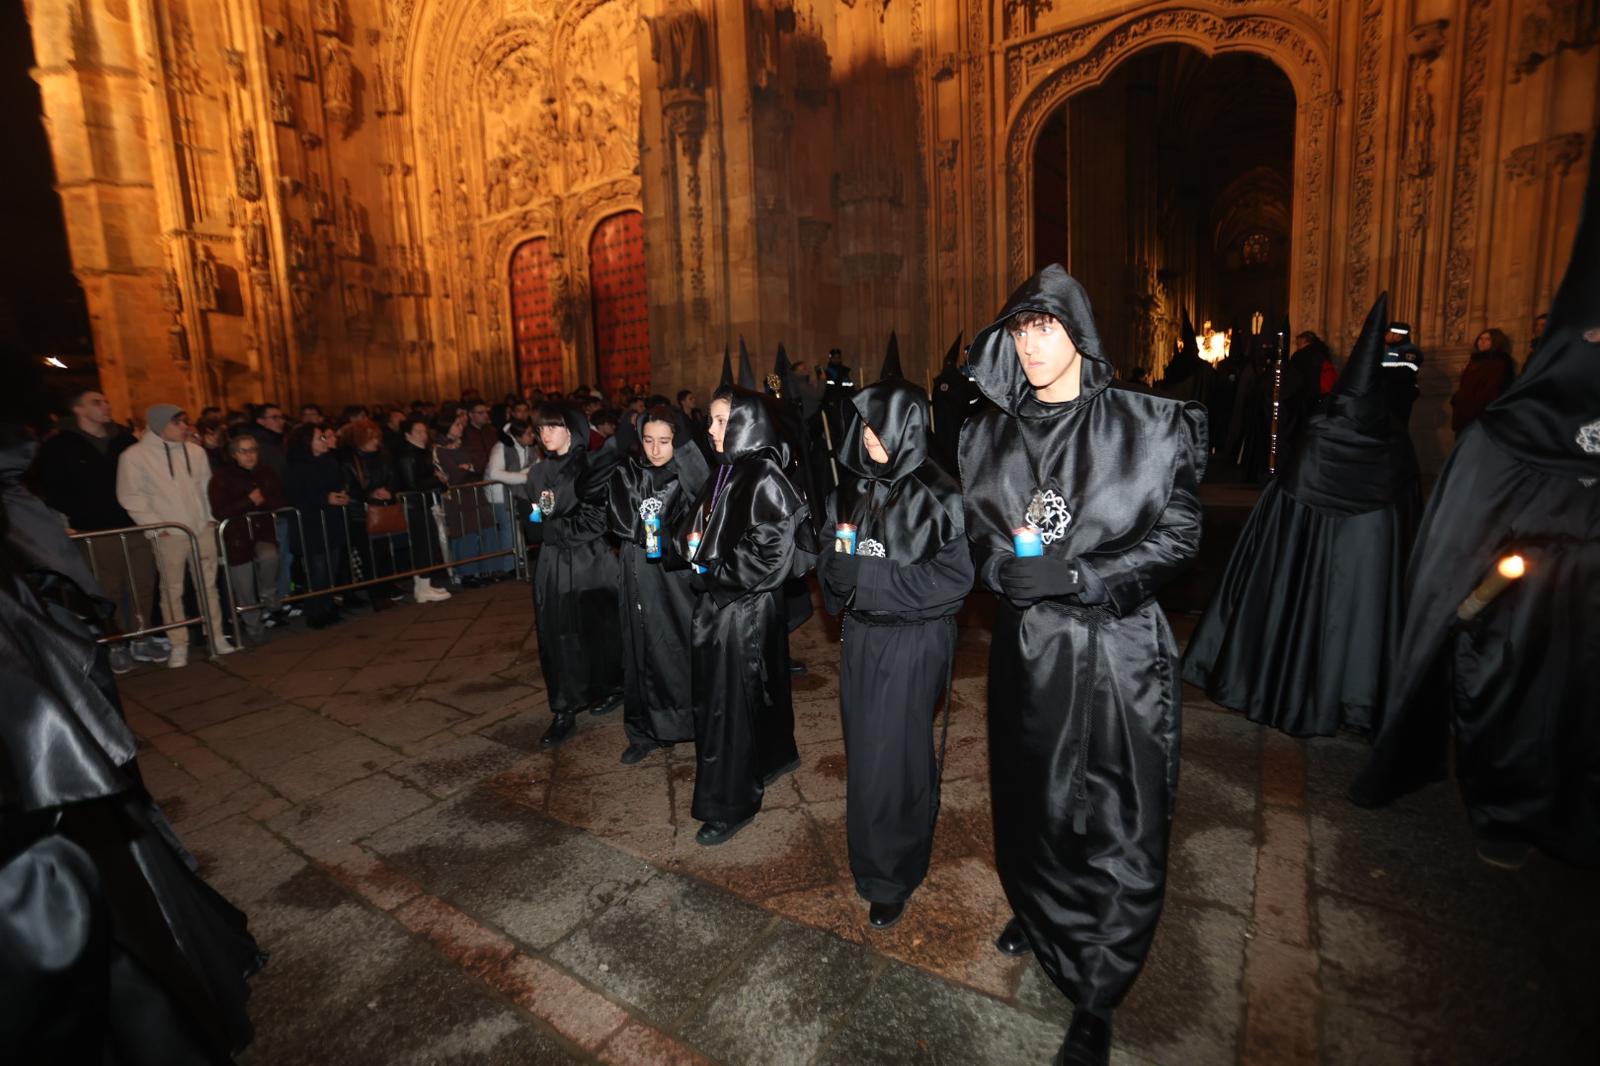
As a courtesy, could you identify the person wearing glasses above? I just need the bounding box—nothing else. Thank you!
[115,405,238,667]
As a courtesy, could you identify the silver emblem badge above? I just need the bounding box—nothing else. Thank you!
[1576,419,1600,456]
[1025,489,1072,545]
[858,538,887,558]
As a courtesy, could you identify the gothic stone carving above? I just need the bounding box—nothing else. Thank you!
[1345,0,1385,325]
[648,4,708,92]
[271,72,296,126]
[1444,0,1491,343]
[236,129,262,202]
[322,41,355,133]
[291,25,313,79]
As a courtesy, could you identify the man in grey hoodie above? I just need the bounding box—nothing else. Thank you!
[115,404,237,668]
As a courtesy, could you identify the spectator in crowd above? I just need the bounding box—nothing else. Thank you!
[339,404,370,427]
[589,408,618,453]
[236,402,293,604]
[1451,327,1518,435]
[677,389,702,425]
[1280,331,1336,452]
[299,403,325,427]
[339,419,410,609]
[208,435,288,644]
[461,400,500,475]
[199,405,223,422]
[115,404,237,668]
[430,412,500,588]
[284,424,350,629]
[31,389,164,672]
[1528,312,1548,360]
[395,417,453,602]
[196,415,229,472]
[381,408,407,454]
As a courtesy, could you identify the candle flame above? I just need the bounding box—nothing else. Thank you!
[1496,554,1526,580]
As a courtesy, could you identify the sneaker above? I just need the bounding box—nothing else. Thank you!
[285,605,303,618]
[413,576,452,603]
[129,636,171,663]
[167,646,190,669]
[108,645,135,675]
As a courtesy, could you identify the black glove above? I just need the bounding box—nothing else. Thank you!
[688,570,709,595]
[523,519,545,545]
[827,552,862,594]
[998,555,1081,608]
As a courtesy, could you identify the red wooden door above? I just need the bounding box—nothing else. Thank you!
[510,238,562,393]
[588,211,651,396]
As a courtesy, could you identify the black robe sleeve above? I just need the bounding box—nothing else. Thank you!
[706,508,811,608]
[852,535,974,615]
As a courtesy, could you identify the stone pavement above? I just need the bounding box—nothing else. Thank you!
[116,581,1599,1066]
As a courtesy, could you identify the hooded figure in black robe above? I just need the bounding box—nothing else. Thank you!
[605,406,710,761]
[526,403,623,745]
[671,387,818,844]
[818,375,972,924]
[1351,145,1600,870]
[1183,294,1422,737]
[959,265,1206,1063]
[0,431,263,1064]
[931,334,983,473]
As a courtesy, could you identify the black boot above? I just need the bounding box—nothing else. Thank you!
[1054,1008,1111,1066]
[868,900,906,930]
[540,713,576,748]
[589,691,624,716]
[619,740,659,765]
[695,817,753,846]
[994,917,1032,957]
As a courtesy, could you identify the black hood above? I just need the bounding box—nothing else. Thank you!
[715,387,787,466]
[839,379,929,483]
[880,332,904,382]
[1478,135,1600,478]
[1333,292,1389,411]
[538,402,591,454]
[940,333,963,372]
[737,338,759,391]
[966,263,1114,416]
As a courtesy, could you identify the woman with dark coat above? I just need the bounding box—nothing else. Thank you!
[1450,327,1518,434]
[284,423,351,628]
[338,419,412,608]
[671,386,818,846]
[207,435,289,642]
[605,405,709,765]
[527,403,623,748]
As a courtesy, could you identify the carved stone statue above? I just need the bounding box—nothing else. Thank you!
[161,260,182,313]
[649,5,708,92]
[321,41,355,132]
[373,59,391,115]
[338,179,363,258]
[287,219,311,271]
[270,72,295,126]
[309,172,330,222]
[195,246,219,310]
[245,210,269,269]
[487,145,511,212]
[314,0,344,38]
[236,130,261,201]
[291,25,313,79]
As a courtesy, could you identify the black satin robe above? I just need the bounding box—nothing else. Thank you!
[1351,151,1600,868]
[672,389,817,824]
[1183,294,1422,737]
[605,435,708,746]
[527,426,623,716]
[0,480,262,1063]
[961,265,1206,1010]
[820,379,972,903]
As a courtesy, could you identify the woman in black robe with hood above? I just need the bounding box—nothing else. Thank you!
[1183,293,1421,737]
[672,386,817,846]
[818,375,972,930]
[0,428,263,1064]
[959,264,1206,1066]
[606,405,709,764]
[1351,144,1600,871]
[527,403,623,748]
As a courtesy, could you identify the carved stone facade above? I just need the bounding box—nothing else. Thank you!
[24,0,1597,473]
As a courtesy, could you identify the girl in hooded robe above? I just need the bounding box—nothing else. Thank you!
[672,386,817,845]
[527,403,623,748]
[606,405,709,765]
[818,379,972,930]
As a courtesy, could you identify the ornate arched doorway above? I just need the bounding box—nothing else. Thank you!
[588,210,651,396]
[510,238,563,393]
[1002,7,1334,334]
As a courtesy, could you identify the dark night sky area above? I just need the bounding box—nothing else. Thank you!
[1,0,93,409]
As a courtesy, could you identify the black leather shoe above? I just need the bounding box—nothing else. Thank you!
[1054,1008,1112,1066]
[589,691,624,716]
[539,714,576,748]
[789,660,808,676]
[695,817,753,846]
[762,756,800,785]
[868,901,906,930]
[995,917,1032,957]
[619,741,658,765]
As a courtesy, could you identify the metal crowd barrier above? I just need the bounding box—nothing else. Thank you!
[71,521,226,658]
[214,480,528,645]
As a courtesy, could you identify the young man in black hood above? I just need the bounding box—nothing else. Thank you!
[959,264,1206,1066]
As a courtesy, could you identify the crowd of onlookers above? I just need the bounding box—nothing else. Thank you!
[26,381,695,673]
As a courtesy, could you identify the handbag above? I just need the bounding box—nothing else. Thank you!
[354,453,408,536]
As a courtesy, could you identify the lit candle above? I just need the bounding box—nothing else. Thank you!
[1456,554,1526,621]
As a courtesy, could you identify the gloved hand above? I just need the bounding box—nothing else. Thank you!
[998,555,1081,608]
[826,552,862,595]
[523,520,544,545]
[688,570,709,595]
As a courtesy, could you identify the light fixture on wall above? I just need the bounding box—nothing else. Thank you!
[43,356,68,369]
[1251,311,1264,336]
[1196,321,1231,365]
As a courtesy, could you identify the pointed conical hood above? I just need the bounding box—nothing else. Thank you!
[737,337,758,390]
[1478,137,1600,476]
[774,342,791,378]
[880,331,904,381]
[941,333,963,372]
[1336,292,1389,402]
[719,346,734,388]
